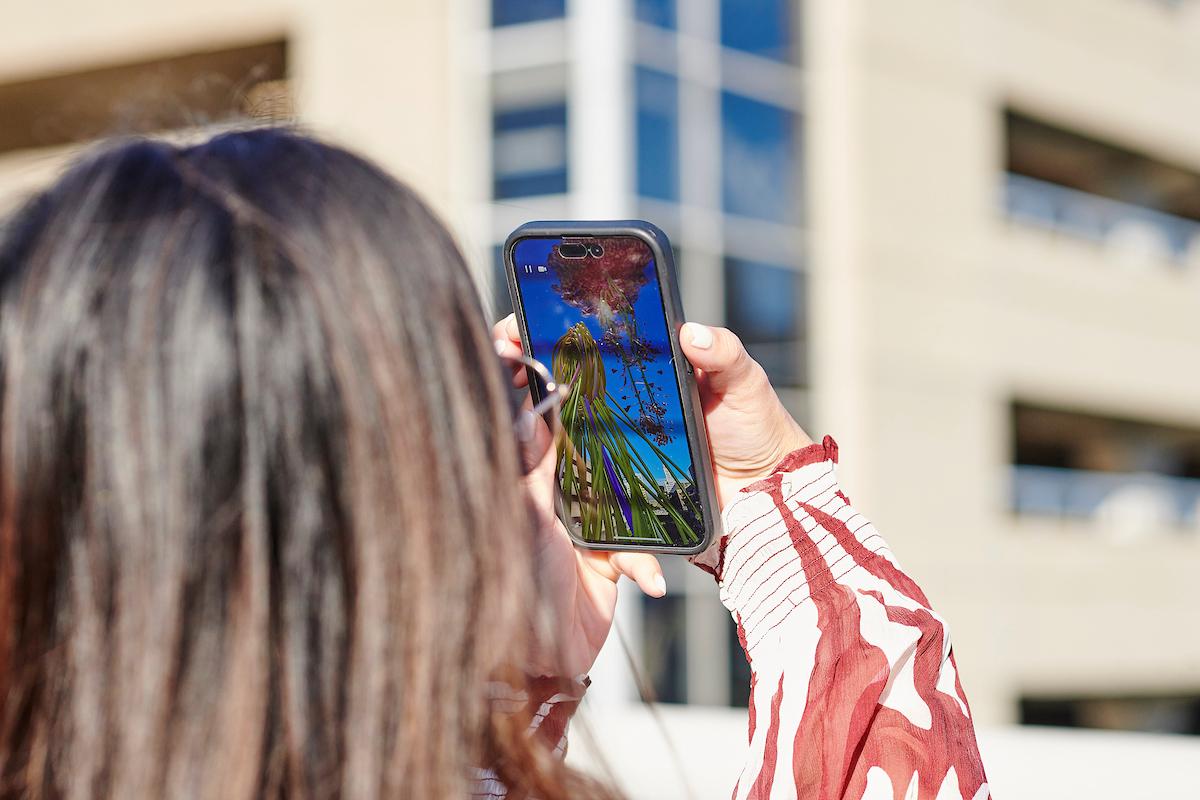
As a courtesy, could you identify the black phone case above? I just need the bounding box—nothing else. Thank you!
[503,220,720,556]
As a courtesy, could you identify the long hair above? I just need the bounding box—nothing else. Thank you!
[0,129,615,799]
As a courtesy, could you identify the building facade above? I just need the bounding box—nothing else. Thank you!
[1,0,1199,778]
[807,0,1200,731]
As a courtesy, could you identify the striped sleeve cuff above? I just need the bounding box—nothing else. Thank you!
[713,436,894,649]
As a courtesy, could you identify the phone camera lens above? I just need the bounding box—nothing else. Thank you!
[588,244,604,258]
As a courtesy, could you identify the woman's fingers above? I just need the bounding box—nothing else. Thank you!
[492,315,529,388]
[607,552,667,598]
[492,314,522,350]
[679,322,763,397]
[578,550,666,598]
[518,410,556,489]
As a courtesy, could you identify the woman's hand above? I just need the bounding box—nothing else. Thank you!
[491,315,809,676]
[494,319,665,679]
[676,322,812,507]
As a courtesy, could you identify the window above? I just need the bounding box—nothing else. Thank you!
[720,0,793,61]
[492,103,568,198]
[1021,695,1200,735]
[635,0,677,29]
[724,258,804,386]
[727,618,752,707]
[1011,403,1200,529]
[491,0,565,27]
[1004,110,1200,261]
[721,93,798,222]
[636,67,680,202]
[642,595,689,704]
[0,40,288,154]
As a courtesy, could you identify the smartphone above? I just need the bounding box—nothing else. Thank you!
[504,221,719,555]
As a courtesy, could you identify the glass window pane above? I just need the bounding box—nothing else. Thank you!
[727,616,752,707]
[492,0,565,27]
[636,67,680,202]
[724,258,805,386]
[721,93,797,222]
[635,0,676,29]
[719,0,792,61]
[493,103,568,198]
[643,595,688,704]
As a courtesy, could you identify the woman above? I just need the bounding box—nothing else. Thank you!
[0,129,988,799]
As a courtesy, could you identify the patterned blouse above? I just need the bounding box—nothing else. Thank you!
[477,437,992,799]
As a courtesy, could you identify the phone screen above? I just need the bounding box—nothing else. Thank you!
[511,235,703,548]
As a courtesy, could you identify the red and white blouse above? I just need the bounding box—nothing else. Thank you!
[480,437,991,799]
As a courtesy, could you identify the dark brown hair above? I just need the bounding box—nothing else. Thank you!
[0,129,614,799]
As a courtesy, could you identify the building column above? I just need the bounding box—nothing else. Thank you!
[568,0,635,219]
[806,0,869,493]
[567,0,640,706]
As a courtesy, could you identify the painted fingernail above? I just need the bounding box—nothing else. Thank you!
[652,574,667,596]
[516,410,538,442]
[685,323,712,349]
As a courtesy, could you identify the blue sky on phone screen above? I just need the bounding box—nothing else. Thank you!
[512,237,695,478]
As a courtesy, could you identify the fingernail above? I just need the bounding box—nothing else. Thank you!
[494,338,510,356]
[516,410,537,442]
[652,574,667,596]
[685,323,712,349]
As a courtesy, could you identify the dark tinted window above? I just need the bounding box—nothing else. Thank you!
[1007,111,1200,223]
[727,617,752,707]
[1004,110,1200,259]
[1021,695,1200,735]
[643,595,688,704]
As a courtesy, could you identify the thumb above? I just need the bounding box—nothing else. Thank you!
[679,322,762,396]
[605,552,667,598]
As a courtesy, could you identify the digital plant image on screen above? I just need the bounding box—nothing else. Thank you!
[513,237,702,547]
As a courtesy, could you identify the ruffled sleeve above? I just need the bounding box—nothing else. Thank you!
[706,436,991,800]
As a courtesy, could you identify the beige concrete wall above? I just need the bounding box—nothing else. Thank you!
[292,0,463,221]
[4,0,1198,732]
[808,0,1200,725]
[0,0,289,81]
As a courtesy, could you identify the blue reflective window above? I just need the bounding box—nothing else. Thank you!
[724,258,804,386]
[635,0,676,29]
[492,0,565,26]
[636,67,679,202]
[721,93,797,222]
[492,103,568,198]
[720,0,792,61]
